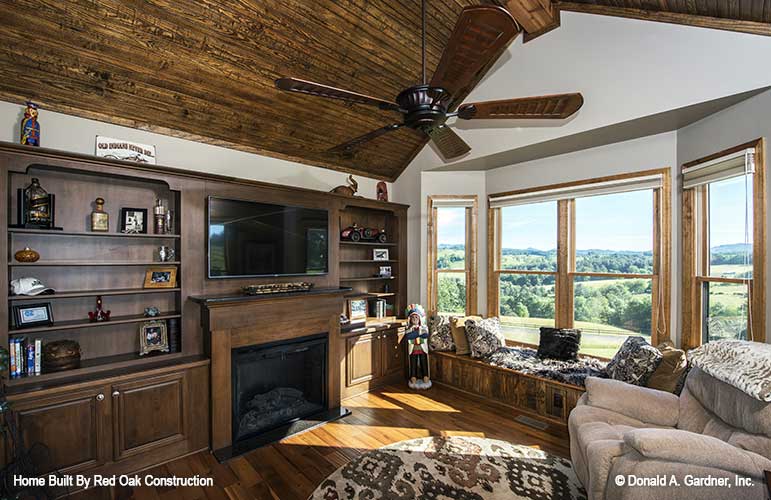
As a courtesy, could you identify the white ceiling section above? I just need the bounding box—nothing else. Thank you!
[411,11,771,171]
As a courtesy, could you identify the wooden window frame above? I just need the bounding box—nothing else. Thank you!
[488,168,672,350]
[681,139,766,348]
[427,195,478,315]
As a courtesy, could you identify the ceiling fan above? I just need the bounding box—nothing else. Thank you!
[275,0,583,160]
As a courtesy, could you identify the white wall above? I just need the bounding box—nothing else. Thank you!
[0,101,389,196]
[677,88,771,343]
[419,171,487,314]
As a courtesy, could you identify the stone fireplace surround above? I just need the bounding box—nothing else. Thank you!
[191,287,351,460]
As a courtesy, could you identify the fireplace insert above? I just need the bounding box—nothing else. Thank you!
[231,334,327,444]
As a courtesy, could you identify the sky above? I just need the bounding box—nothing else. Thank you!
[437,176,752,251]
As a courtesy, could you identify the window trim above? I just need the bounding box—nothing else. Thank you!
[427,195,478,315]
[488,168,672,350]
[681,139,766,348]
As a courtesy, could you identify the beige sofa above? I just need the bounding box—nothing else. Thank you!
[569,367,771,500]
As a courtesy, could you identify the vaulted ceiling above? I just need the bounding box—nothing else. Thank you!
[0,1,769,182]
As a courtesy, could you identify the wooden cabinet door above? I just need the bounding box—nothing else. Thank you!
[346,333,380,387]
[380,328,404,377]
[111,371,187,462]
[13,385,110,475]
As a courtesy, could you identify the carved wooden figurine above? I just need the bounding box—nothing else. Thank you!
[330,175,358,197]
[20,102,40,146]
[405,304,431,390]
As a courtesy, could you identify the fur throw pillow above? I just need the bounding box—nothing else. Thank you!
[606,336,662,386]
[428,314,455,351]
[537,327,581,361]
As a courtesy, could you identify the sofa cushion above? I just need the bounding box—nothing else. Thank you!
[646,342,688,393]
[428,313,454,352]
[537,327,581,361]
[683,366,771,438]
[449,315,481,355]
[585,377,679,427]
[606,336,662,386]
[464,317,504,358]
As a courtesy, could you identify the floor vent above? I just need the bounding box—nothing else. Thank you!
[514,415,549,431]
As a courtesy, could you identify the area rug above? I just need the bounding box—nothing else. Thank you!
[309,435,587,499]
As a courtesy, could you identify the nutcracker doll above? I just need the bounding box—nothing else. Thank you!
[405,304,431,390]
[20,102,40,147]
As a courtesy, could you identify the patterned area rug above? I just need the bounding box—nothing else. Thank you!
[309,436,587,499]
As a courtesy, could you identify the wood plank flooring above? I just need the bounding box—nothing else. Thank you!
[93,383,571,500]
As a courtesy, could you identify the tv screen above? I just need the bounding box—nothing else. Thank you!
[207,196,329,278]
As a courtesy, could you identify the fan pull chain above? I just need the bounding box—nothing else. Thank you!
[422,0,427,84]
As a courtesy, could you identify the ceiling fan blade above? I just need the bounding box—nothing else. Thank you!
[426,125,471,160]
[458,93,584,120]
[430,6,519,103]
[328,124,403,153]
[276,78,400,111]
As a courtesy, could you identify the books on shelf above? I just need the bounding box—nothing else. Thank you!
[10,337,41,378]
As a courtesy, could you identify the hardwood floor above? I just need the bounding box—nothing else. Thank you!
[94,383,570,500]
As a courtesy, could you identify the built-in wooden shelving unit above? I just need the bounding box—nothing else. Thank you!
[6,165,182,387]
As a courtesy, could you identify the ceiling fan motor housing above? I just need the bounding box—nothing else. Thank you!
[396,85,451,130]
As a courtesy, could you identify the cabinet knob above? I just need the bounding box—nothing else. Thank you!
[96,394,105,401]
[112,391,120,397]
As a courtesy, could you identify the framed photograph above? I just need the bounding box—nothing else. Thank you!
[139,320,169,355]
[347,299,367,322]
[373,248,389,261]
[143,267,178,288]
[379,266,392,277]
[120,207,148,234]
[12,302,53,329]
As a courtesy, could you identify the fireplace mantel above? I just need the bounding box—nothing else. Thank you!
[192,288,351,456]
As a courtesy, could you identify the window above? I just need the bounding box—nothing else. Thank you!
[682,140,766,347]
[427,196,478,315]
[489,170,671,358]
[497,202,558,344]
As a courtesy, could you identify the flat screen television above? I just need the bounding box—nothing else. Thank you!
[207,196,329,278]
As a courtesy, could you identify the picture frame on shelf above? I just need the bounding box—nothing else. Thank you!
[379,266,392,277]
[347,299,367,322]
[120,207,148,234]
[12,302,53,329]
[143,267,177,288]
[139,320,169,355]
[373,248,389,261]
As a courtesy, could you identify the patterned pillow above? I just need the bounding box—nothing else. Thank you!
[465,317,505,359]
[537,327,581,361]
[606,336,662,386]
[428,314,454,351]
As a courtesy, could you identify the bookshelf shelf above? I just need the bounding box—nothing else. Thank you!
[9,312,181,335]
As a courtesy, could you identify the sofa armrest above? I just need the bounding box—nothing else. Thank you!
[765,470,771,498]
[624,428,771,479]
[584,377,679,427]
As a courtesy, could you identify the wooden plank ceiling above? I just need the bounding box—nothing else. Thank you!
[0,1,769,181]
[0,0,509,181]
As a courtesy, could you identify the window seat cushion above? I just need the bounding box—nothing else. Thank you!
[484,345,608,387]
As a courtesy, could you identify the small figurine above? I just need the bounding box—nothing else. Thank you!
[88,296,111,322]
[158,245,175,262]
[144,306,161,317]
[376,181,388,202]
[330,175,358,197]
[20,102,40,146]
[405,304,431,390]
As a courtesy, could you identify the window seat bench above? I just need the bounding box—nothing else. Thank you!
[429,348,607,432]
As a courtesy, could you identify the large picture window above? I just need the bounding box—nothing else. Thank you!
[489,170,671,358]
[427,196,478,315]
[682,140,766,347]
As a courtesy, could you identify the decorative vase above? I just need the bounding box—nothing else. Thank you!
[14,247,40,263]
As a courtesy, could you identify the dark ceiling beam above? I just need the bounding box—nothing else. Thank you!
[556,1,771,37]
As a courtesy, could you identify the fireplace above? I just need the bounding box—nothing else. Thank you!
[232,334,327,445]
